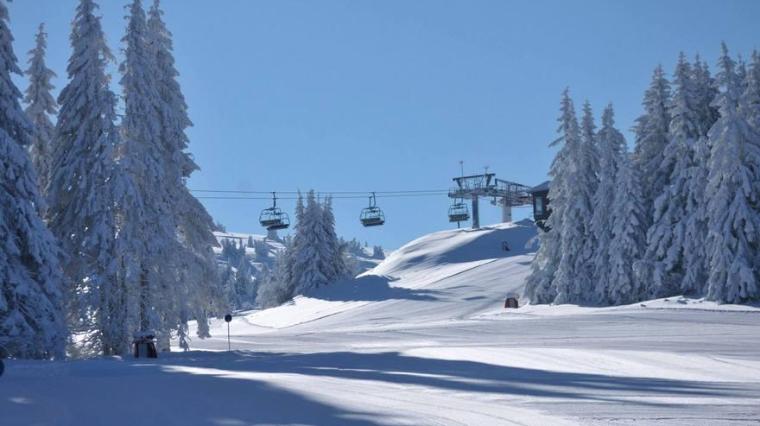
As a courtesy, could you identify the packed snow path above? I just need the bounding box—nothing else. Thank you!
[3,222,760,425]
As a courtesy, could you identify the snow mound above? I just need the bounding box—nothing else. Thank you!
[367,219,538,287]
[239,298,370,329]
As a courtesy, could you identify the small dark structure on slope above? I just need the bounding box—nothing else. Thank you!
[504,296,519,309]
[133,332,158,358]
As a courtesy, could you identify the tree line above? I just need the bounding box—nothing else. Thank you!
[0,0,221,359]
[525,45,760,306]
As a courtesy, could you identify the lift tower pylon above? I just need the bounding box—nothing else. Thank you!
[448,173,532,229]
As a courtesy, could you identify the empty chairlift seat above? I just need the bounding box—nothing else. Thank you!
[259,208,290,230]
[448,202,470,223]
[259,192,290,231]
[360,193,385,227]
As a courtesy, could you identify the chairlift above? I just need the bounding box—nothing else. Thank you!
[259,192,290,231]
[360,192,385,227]
[448,201,470,223]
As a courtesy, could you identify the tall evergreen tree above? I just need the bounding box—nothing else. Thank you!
[23,23,57,195]
[48,0,137,355]
[319,196,348,282]
[0,1,66,359]
[633,65,671,225]
[607,153,646,305]
[590,105,625,303]
[578,101,599,297]
[291,191,328,294]
[678,56,719,296]
[524,93,587,305]
[746,51,760,272]
[704,44,760,303]
[531,90,594,304]
[120,0,179,341]
[642,54,699,297]
[147,0,216,345]
[554,92,596,304]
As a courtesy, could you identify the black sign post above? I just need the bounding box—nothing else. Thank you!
[0,346,5,378]
[224,314,233,352]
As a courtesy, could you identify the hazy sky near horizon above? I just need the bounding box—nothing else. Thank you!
[8,0,760,248]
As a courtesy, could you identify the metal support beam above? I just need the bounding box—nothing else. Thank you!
[448,172,530,229]
[502,201,512,223]
[472,195,480,229]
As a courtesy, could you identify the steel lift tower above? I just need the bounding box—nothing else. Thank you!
[448,173,532,229]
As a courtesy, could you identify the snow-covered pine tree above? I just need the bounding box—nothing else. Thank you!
[320,196,348,282]
[23,23,57,195]
[678,55,719,297]
[147,0,217,339]
[0,1,66,359]
[284,192,306,294]
[579,101,599,299]
[524,91,582,305]
[290,191,328,294]
[642,54,699,298]
[590,105,625,304]
[120,0,180,341]
[746,52,760,276]
[704,44,760,303]
[633,65,671,226]
[48,0,139,356]
[552,91,596,305]
[607,151,646,305]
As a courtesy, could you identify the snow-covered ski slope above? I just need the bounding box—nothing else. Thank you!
[231,219,537,331]
[3,220,760,426]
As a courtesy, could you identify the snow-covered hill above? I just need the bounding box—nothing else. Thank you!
[4,221,760,426]
[224,219,538,329]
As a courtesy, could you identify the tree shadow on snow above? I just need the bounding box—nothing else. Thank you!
[308,274,441,302]
[160,350,756,410]
[0,356,387,426]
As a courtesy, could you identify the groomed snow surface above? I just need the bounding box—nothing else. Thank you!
[3,220,760,425]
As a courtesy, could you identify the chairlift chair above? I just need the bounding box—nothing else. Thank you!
[259,192,290,231]
[448,201,470,223]
[360,193,385,227]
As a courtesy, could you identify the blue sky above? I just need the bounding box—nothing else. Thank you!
[9,0,760,248]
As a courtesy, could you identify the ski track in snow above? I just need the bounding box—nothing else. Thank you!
[2,221,760,425]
